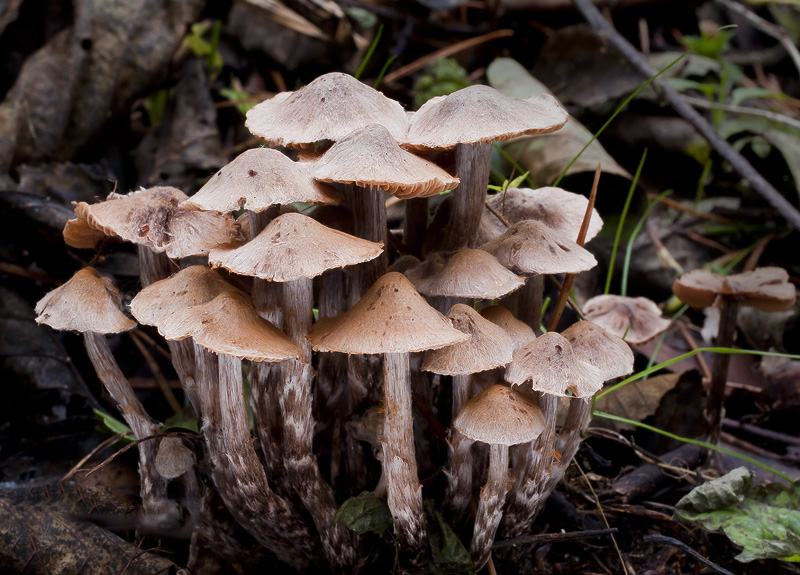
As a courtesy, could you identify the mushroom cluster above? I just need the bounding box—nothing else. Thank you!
[37,72,650,572]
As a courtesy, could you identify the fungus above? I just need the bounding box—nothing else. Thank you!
[583,294,671,344]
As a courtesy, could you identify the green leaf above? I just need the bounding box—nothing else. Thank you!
[92,408,134,444]
[164,405,199,433]
[730,86,786,107]
[674,467,800,562]
[333,492,393,536]
[507,171,530,189]
[219,87,256,115]
[425,500,475,575]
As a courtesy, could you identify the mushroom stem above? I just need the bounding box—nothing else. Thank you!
[197,348,321,570]
[382,352,427,565]
[517,275,544,332]
[706,296,741,445]
[280,278,359,569]
[471,443,509,570]
[404,197,428,257]
[353,186,388,296]
[442,429,474,524]
[452,373,471,419]
[500,393,558,541]
[83,331,171,525]
[443,142,492,251]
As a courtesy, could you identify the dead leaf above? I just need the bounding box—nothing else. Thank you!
[0,483,178,574]
[593,372,686,432]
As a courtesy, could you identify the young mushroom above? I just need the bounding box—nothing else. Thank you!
[673,266,796,443]
[582,294,671,344]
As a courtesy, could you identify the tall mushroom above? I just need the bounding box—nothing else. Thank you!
[309,272,469,565]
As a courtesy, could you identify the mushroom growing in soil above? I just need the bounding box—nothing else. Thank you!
[583,294,671,344]
[309,272,469,565]
[673,266,796,443]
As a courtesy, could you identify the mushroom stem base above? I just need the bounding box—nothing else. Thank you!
[471,444,509,570]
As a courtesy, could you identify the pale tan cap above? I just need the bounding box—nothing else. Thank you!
[160,291,300,362]
[405,249,524,299]
[583,294,670,345]
[504,331,603,398]
[422,304,514,375]
[63,217,110,250]
[312,124,460,198]
[130,265,241,328]
[454,384,546,446]
[480,305,536,354]
[484,187,603,243]
[208,212,383,282]
[183,148,340,213]
[245,73,408,147]
[35,267,136,334]
[562,321,634,381]
[674,267,796,312]
[404,86,567,150]
[308,272,469,355]
[74,187,243,258]
[480,219,597,275]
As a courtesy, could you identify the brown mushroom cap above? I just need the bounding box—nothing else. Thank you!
[673,267,796,312]
[130,265,242,328]
[75,187,243,258]
[403,86,567,150]
[405,249,525,299]
[159,291,300,362]
[245,73,408,148]
[35,267,136,334]
[483,187,603,243]
[479,305,536,354]
[480,219,597,275]
[562,321,634,381]
[182,148,340,212]
[308,272,469,355]
[63,217,111,249]
[454,384,546,446]
[504,331,603,397]
[422,304,514,375]
[583,294,671,345]
[312,124,460,198]
[209,212,383,282]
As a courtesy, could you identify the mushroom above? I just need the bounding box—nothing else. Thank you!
[403,85,568,251]
[35,267,172,526]
[309,272,469,565]
[583,294,671,344]
[453,384,546,570]
[673,266,796,443]
[480,305,537,354]
[422,304,515,524]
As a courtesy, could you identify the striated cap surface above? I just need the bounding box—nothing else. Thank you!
[454,384,546,446]
[480,305,536,354]
[562,321,634,381]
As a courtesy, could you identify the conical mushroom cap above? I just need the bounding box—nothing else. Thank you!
[484,187,603,243]
[63,217,111,249]
[404,86,567,150]
[480,220,596,275]
[160,291,300,362]
[35,267,136,334]
[209,212,383,282]
[562,321,634,381]
[311,124,460,198]
[505,332,603,397]
[130,265,242,328]
[308,272,469,355]
[454,384,546,446]
[480,305,536,354]
[183,148,340,212]
[245,73,408,147]
[422,304,514,375]
[405,249,525,299]
[674,267,796,312]
[583,294,671,345]
[75,187,243,258]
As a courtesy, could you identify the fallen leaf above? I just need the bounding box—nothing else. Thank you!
[593,372,686,432]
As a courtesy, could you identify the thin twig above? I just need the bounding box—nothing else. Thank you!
[647,193,735,224]
[715,0,800,79]
[743,231,779,271]
[573,0,800,230]
[129,330,182,414]
[382,29,514,84]
[494,528,618,548]
[681,94,800,132]
[645,534,735,575]
[61,432,131,482]
[485,202,510,227]
[722,417,800,447]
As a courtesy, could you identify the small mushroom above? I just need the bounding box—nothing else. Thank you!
[583,294,671,344]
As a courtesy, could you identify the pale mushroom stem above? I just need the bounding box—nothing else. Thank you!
[442,429,474,524]
[500,393,558,542]
[383,352,428,565]
[196,347,322,570]
[706,297,741,445]
[471,443,509,570]
[353,186,388,296]
[404,197,428,257]
[84,332,171,524]
[443,142,492,251]
[517,275,544,332]
[280,278,359,570]
[452,373,471,419]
